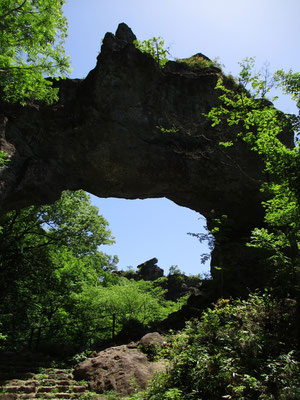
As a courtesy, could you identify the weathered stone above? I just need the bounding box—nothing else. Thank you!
[73,344,167,396]
[0,23,293,292]
[115,22,137,44]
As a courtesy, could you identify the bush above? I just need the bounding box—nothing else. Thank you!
[133,37,168,67]
[138,294,299,400]
[177,54,223,71]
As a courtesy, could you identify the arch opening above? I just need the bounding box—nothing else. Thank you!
[92,196,211,277]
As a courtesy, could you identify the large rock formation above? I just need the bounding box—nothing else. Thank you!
[0,23,287,291]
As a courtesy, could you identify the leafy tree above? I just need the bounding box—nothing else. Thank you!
[0,0,70,105]
[206,58,300,297]
[0,190,118,349]
[71,278,185,342]
[133,37,169,67]
[274,69,300,109]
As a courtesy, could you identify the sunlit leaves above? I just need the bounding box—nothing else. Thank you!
[0,150,10,168]
[133,37,169,67]
[0,0,70,104]
[0,190,118,347]
[274,69,300,108]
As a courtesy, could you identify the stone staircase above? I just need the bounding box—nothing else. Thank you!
[0,352,101,400]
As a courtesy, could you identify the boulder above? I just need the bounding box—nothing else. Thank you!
[73,344,167,396]
[138,332,165,352]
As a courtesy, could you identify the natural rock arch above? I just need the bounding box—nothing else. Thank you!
[0,24,280,293]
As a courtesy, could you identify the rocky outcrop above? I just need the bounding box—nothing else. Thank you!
[0,23,292,291]
[137,258,164,281]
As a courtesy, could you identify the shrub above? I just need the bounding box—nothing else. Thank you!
[140,294,299,399]
[133,37,168,67]
[177,54,223,71]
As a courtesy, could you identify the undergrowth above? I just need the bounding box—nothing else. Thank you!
[125,293,299,400]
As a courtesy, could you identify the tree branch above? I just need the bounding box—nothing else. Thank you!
[1,0,27,19]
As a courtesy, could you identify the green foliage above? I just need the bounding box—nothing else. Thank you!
[188,212,231,266]
[0,0,70,105]
[77,394,98,400]
[274,69,300,109]
[177,54,223,71]
[0,324,6,350]
[0,189,188,351]
[0,190,118,350]
[133,37,168,67]
[0,150,10,169]
[72,278,184,338]
[137,294,299,400]
[206,58,300,296]
[168,265,182,275]
[156,125,179,135]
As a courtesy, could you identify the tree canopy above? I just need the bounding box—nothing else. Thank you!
[0,0,70,105]
[0,190,118,349]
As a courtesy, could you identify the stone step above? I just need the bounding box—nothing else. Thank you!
[1,381,87,390]
[1,386,36,394]
[0,380,34,387]
[0,392,93,400]
[18,395,87,400]
[36,379,74,386]
[35,372,73,379]
[37,385,86,393]
[32,394,89,399]
[0,394,18,400]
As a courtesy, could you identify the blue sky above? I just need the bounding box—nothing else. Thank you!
[62,0,299,275]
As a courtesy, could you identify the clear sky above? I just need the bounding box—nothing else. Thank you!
[62,0,299,276]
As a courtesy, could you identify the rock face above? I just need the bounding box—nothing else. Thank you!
[0,23,290,291]
[73,342,166,396]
